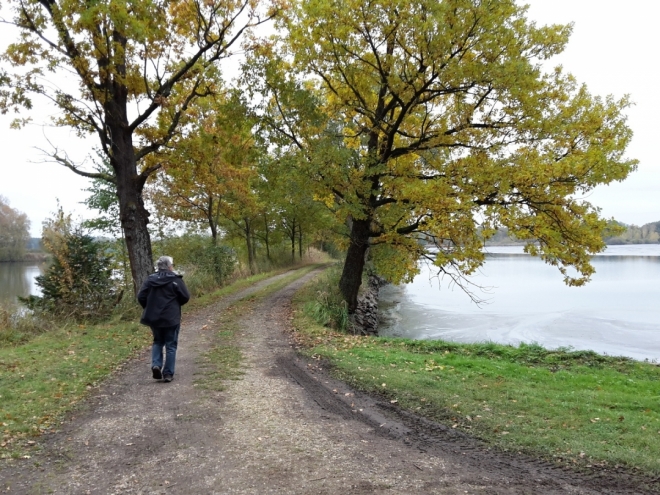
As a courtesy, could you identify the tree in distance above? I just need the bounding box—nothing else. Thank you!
[603,220,660,245]
[256,0,637,313]
[147,91,263,273]
[147,92,259,246]
[0,196,30,262]
[258,152,334,263]
[0,0,280,291]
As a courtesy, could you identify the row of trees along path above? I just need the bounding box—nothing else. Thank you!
[1,0,636,311]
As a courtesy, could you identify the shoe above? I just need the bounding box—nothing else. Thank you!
[163,374,173,383]
[152,366,163,379]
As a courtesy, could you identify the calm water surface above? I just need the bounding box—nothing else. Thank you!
[378,244,660,361]
[0,262,43,307]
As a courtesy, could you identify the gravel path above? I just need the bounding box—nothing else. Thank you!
[0,267,654,494]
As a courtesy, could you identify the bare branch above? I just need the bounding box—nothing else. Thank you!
[37,139,115,184]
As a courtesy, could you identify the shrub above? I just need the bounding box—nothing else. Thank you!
[188,242,236,285]
[154,234,236,296]
[303,265,348,331]
[20,209,119,321]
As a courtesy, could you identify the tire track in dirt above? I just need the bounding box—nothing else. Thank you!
[273,278,657,494]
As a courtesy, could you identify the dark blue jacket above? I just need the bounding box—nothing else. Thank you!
[137,270,190,327]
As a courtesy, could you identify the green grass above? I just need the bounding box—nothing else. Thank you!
[300,264,348,331]
[195,305,245,392]
[0,321,150,458]
[292,280,660,476]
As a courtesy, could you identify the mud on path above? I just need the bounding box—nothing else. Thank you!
[0,267,655,494]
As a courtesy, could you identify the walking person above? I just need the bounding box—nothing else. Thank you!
[137,256,190,383]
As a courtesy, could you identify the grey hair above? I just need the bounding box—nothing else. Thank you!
[156,256,174,270]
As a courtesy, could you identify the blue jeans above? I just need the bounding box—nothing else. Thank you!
[151,324,180,377]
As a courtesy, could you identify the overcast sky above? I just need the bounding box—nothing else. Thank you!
[0,0,658,236]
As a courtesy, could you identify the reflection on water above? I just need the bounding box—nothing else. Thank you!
[378,244,660,361]
[0,262,44,306]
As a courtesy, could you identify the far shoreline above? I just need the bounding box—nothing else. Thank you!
[0,252,49,263]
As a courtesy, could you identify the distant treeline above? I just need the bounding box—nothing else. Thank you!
[0,236,45,263]
[485,221,660,246]
[26,238,42,251]
[484,229,526,246]
[0,195,46,262]
[0,196,30,262]
[604,221,660,245]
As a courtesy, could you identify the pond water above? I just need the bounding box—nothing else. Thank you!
[378,244,660,362]
[0,262,44,307]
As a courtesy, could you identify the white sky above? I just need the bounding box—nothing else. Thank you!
[0,0,658,236]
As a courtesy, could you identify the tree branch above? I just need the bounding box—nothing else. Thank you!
[38,144,116,184]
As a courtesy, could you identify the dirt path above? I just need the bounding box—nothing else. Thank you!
[0,267,654,494]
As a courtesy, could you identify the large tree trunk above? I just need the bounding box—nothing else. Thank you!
[121,196,153,294]
[251,231,257,267]
[244,217,256,275]
[107,101,153,295]
[339,218,371,313]
[208,196,218,245]
[290,219,296,262]
[298,224,303,260]
[263,213,271,262]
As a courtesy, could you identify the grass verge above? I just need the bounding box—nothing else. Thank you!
[0,263,321,459]
[292,274,660,476]
[0,321,149,459]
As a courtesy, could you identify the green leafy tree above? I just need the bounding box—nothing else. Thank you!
[81,156,122,236]
[0,0,279,292]
[22,207,117,320]
[148,93,259,245]
[259,153,333,262]
[0,196,30,261]
[147,91,265,273]
[221,199,263,274]
[255,0,637,312]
